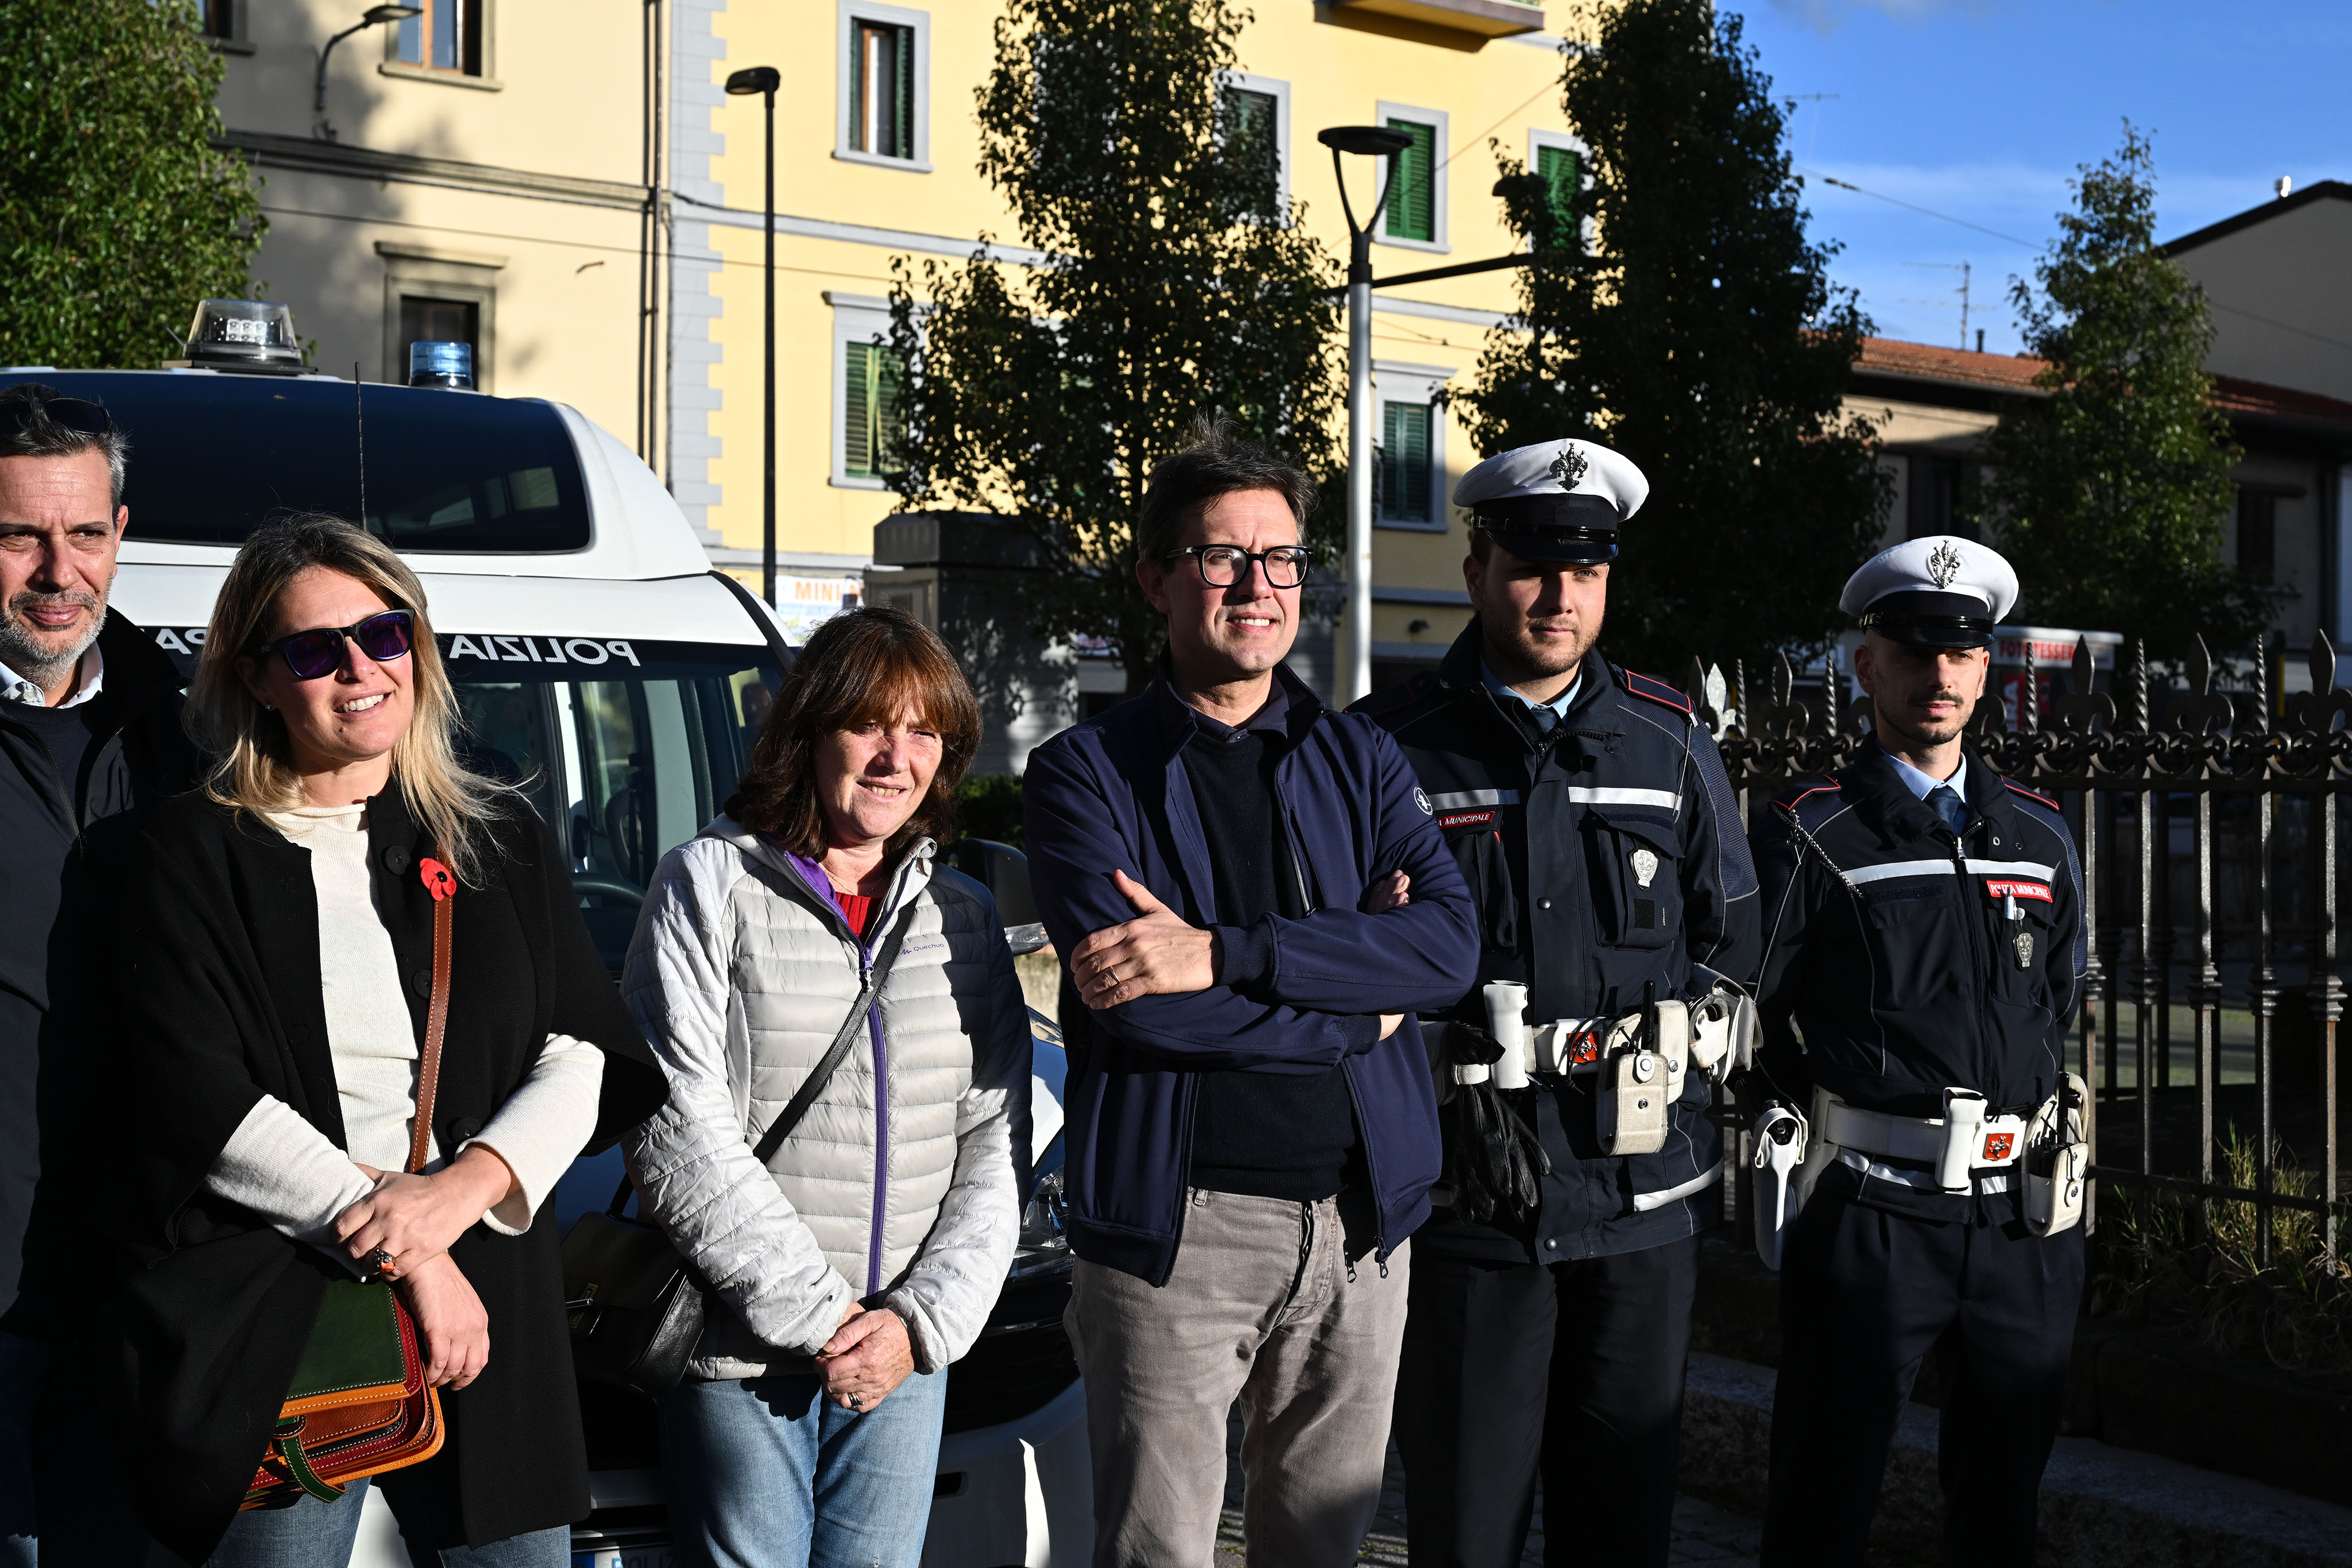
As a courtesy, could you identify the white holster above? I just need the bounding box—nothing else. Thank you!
[2023,1073,2089,1237]
[1750,1103,1809,1271]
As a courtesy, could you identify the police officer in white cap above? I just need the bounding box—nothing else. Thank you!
[1355,440,1758,1567]
[1747,535,2089,1564]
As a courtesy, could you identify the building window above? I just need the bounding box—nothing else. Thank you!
[1381,402,1432,524]
[2238,487,2277,579]
[1906,454,1970,541]
[397,0,483,75]
[1376,104,1448,251]
[198,0,236,39]
[1218,73,1290,216]
[400,296,480,388]
[851,20,914,158]
[842,340,907,482]
[836,3,930,171]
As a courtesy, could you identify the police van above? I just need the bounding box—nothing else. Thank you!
[21,319,1086,1566]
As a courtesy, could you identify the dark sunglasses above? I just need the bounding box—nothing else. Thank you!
[0,394,114,441]
[253,609,415,681]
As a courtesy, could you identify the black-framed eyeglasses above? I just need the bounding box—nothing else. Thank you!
[252,610,415,681]
[0,393,114,442]
[1163,544,1314,589]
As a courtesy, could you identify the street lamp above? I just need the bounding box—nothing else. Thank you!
[1318,125,1413,708]
[726,65,783,609]
[314,5,421,142]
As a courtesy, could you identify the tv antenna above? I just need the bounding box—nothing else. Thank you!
[1900,260,1974,349]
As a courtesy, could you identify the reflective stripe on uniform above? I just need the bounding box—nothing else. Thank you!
[1428,788,1521,811]
[1565,787,1681,810]
[1842,857,2057,887]
[1631,1160,1725,1212]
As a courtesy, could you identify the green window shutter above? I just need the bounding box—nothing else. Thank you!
[1222,86,1279,211]
[844,342,874,477]
[1382,402,1431,522]
[1384,119,1435,243]
[1537,144,1580,245]
[893,24,915,160]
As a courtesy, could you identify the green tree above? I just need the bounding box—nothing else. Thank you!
[0,0,264,369]
[1451,0,1886,677]
[1976,126,2262,656]
[887,0,1341,693]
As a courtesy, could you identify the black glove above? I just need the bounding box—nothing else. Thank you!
[1441,1023,1551,1229]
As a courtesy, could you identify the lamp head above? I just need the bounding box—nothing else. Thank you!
[363,5,423,23]
[726,66,782,95]
[1318,125,1414,159]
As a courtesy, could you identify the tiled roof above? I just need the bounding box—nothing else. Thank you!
[1853,336,2050,393]
[2208,374,2352,432]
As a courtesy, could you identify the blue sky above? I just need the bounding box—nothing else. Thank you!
[1720,0,2352,355]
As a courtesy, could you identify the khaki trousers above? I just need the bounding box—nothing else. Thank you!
[1065,1188,1411,1568]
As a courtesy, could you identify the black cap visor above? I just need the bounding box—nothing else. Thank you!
[1858,590,1995,649]
[1480,527,1618,565]
[1471,492,1622,566]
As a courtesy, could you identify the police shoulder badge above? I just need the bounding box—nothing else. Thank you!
[1927,539,1963,590]
[1548,444,1589,489]
[1630,847,1659,888]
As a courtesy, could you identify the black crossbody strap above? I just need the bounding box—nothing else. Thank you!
[749,900,922,1167]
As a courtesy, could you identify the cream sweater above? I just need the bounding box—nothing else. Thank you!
[203,805,603,1262]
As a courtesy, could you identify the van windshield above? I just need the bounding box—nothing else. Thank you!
[37,371,592,553]
[443,638,784,969]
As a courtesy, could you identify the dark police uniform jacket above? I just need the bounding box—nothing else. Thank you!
[1753,743,2086,1219]
[1357,624,1759,1263]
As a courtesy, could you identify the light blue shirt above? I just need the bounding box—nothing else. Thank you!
[1880,744,1966,803]
[1480,658,1580,726]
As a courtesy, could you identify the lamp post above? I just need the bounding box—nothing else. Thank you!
[314,5,421,141]
[1318,125,1412,708]
[726,65,783,608]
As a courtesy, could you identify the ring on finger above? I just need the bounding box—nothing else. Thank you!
[364,1247,396,1278]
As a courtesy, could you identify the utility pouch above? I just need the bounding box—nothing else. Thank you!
[2024,1072,2089,1237]
[1688,978,1760,1077]
[1751,1103,1810,1271]
[1598,1047,1670,1155]
[1936,1088,1988,1193]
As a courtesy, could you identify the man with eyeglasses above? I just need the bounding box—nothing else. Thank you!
[1024,420,1476,1566]
[0,382,198,1563]
[1356,439,1759,1568]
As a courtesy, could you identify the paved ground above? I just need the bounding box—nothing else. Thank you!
[1212,1415,1769,1566]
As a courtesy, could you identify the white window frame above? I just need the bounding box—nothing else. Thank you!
[1526,127,1595,254]
[1217,71,1292,216]
[829,291,902,490]
[1374,102,1449,255]
[1374,360,1453,532]
[835,1,932,173]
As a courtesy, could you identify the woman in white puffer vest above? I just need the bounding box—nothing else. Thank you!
[621,607,1030,1568]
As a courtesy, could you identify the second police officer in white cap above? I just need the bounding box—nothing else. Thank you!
[1355,440,1759,1567]
[1747,535,2090,1563]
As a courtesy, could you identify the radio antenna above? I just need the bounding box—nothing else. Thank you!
[354,362,368,528]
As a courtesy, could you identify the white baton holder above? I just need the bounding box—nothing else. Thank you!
[1750,1102,1810,1271]
[2024,1071,2090,1236]
[1937,1089,1990,1193]
[1480,981,1532,1090]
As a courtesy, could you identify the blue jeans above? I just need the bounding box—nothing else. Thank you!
[661,1368,949,1568]
[204,1473,568,1567]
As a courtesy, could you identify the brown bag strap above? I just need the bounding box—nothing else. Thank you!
[407,865,453,1176]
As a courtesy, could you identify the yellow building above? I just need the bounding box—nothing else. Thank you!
[204,1,674,524]
[680,0,1595,704]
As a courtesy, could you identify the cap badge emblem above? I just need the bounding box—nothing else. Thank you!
[1630,847,1659,888]
[1548,444,1589,489]
[1927,539,1963,590]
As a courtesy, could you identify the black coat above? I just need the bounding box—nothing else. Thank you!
[1753,743,2086,1124]
[1355,627,1761,1264]
[101,786,665,1561]
[0,610,200,1325]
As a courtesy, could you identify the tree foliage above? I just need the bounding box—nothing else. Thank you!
[1976,126,2262,656]
[888,0,1341,692]
[1451,0,1886,676]
[0,0,263,368]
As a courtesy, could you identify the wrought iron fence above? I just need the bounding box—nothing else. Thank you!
[1701,634,2349,1265]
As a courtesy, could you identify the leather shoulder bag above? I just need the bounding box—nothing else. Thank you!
[242,855,459,1509]
[565,901,919,1401]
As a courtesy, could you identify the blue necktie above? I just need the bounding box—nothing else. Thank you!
[1526,702,1558,737]
[1927,784,1967,838]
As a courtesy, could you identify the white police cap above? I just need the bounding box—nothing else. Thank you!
[1452,439,1648,564]
[1839,535,2019,649]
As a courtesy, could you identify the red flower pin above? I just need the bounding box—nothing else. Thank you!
[419,857,456,903]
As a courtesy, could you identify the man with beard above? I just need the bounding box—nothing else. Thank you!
[1356,439,1758,1567]
[1749,536,2087,1564]
[0,383,198,1563]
